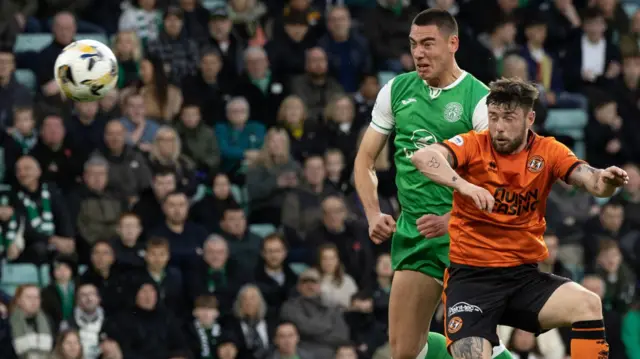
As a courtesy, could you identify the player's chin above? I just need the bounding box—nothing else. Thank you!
[416,65,433,79]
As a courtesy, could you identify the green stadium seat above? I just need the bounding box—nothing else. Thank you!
[0,261,39,296]
[78,265,88,275]
[289,262,308,275]
[202,0,225,10]
[378,71,396,86]
[14,33,52,52]
[543,109,588,158]
[39,264,50,287]
[623,2,639,17]
[249,224,276,238]
[15,69,37,93]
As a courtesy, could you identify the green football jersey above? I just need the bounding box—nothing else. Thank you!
[370,71,489,217]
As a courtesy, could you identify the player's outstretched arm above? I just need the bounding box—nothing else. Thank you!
[567,163,629,198]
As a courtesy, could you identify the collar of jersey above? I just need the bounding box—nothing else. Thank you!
[422,71,467,90]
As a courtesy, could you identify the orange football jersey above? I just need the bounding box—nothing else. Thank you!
[440,130,584,267]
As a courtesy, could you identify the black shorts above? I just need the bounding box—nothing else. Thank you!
[443,263,570,348]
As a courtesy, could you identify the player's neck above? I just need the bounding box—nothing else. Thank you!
[426,63,463,88]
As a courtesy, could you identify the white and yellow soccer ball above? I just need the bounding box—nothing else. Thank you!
[53,39,118,102]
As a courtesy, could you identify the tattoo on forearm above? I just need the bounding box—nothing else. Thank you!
[452,176,458,182]
[427,157,440,168]
[450,337,485,359]
[572,164,600,191]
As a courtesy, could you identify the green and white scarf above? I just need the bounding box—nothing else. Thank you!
[17,183,55,236]
[0,194,18,253]
[194,319,221,359]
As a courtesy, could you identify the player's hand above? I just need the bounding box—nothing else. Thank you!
[599,166,628,187]
[416,213,449,239]
[368,213,396,244]
[458,182,495,212]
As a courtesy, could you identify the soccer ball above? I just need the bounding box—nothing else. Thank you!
[54,39,118,102]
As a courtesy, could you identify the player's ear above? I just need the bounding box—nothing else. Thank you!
[448,34,459,53]
[527,110,536,128]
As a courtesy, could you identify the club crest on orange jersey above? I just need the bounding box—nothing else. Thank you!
[527,155,545,173]
[448,317,463,334]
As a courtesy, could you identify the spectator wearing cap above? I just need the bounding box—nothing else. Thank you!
[67,156,127,262]
[228,0,268,46]
[186,295,226,359]
[0,51,32,130]
[190,173,238,234]
[254,234,298,317]
[280,268,350,359]
[276,0,323,38]
[147,6,200,84]
[105,280,189,358]
[178,0,210,43]
[181,50,230,125]
[268,322,315,359]
[318,6,372,93]
[132,171,176,230]
[41,254,78,330]
[362,0,418,73]
[148,191,208,271]
[205,7,245,86]
[267,11,317,79]
[219,205,264,273]
[118,0,162,44]
[290,48,344,122]
[233,46,289,128]
[175,104,221,177]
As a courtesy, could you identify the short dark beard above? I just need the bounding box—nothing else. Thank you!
[491,125,527,154]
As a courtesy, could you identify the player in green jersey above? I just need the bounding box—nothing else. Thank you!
[354,9,512,359]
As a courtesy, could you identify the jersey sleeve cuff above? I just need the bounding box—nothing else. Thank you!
[563,160,586,183]
[370,121,392,135]
[437,143,458,169]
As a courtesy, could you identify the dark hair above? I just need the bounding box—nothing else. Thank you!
[598,238,620,255]
[162,190,187,203]
[602,197,625,209]
[582,7,603,22]
[412,9,458,36]
[194,295,219,309]
[524,11,547,29]
[141,56,170,113]
[315,242,345,285]
[490,14,516,34]
[153,170,176,179]
[146,236,170,251]
[486,78,539,112]
[262,233,288,250]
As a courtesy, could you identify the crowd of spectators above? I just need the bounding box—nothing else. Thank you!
[0,0,638,358]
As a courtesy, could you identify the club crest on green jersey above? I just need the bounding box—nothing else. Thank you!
[444,102,463,123]
[404,129,438,158]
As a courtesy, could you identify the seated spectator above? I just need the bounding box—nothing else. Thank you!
[335,345,358,359]
[324,95,364,162]
[217,338,242,359]
[616,54,640,159]
[220,205,264,272]
[119,91,161,152]
[98,89,121,120]
[546,178,598,246]
[233,46,289,127]
[226,284,274,359]
[188,235,252,315]
[615,163,640,231]
[112,30,143,89]
[78,240,129,315]
[280,269,350,359]
[353,74,379,124]
[585,95,628,169]
[50,329,83,359]
[562,7,621,94]
[372,253,392,329]
[9,106,37,154]
[291,48,344,122]
[132,171,176,230]
[500,326,564,359]
[0,188,23,262]
[228,0,268,45]
[0,51,31,130]
[345,293,386,359]
[147,126,197,194]
[319,6,372,92]
[477,15,519,77]
[146,6,200,83]
[246,127,301,226]
[277,95,324,161]
[621,301,640,359]
[583,200,629,273]
[65,101,107,163]
[362,0,418,73]
[215,97,266,178]
[186,295,225,359]
[0,130,21,185]
[266,13,317,81]
[307,196,374,289]
[132,56,183,123]
[255,233,298,317]
[66,283,109,359]
[594,0,629,42]
[596,239,636,313]
[181,50,229,125]
[324,149,352,195]
[98,120,153,203]
[314,244,358,309]
[535,0,581,57]
[68,156,127,262]
[41,255,77,331]
[268,322,314,359]
[112,212,146,271]
[175,105,221,178]
[538,231,574,280]
[148,191,208,270]
[30,114,83,194]
[138,237,186,318]
[106,280,190,358]
[190,173,239,234]
[15,156,75,262]
[118,0,162,43]
[282,155,337,243]
[204,8,244,86]
[9,285,54,357]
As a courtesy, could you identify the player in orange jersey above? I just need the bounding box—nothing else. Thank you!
[410,78,627,359]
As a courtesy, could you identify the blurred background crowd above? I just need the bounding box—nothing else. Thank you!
[0,0,638,358]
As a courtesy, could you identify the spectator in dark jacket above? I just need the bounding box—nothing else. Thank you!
[35,13,75,104]
[533,0,581,57]
[254,234,298,317]
[0,51,32,130]
[585,95,629,169]
[175,104,221,178]
[204,7,245,87]
[132,171,176,230]
[112,212,146,271]
[65,101,107,166]
[220,205,264,273]
[41,255,78,331]
[596,239,637,313]
[186,295,226,359]
[0,131,21,185]
[266,11,317,80]
[318,7,372,93]
[181,50,230,126]
[190,173,239,234]
[582,200,631,273]
[344,291,387,359]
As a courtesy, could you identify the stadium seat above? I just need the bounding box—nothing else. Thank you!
[623,1,639,17]
[14,33,52,52]
[543,109,588,158]
[289,262,308,275]
[249,223,276,238]
[0,261,40,296]
[39,265,50,287]
[202,0,225,10]
[378,71,396,86]
[14,69,37,93]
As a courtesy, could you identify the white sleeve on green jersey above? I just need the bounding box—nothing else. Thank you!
[369,78,395,135]
[472,94,489,131]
